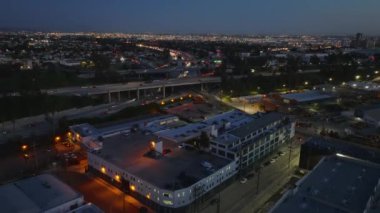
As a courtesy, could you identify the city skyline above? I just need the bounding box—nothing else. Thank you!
[2,0,380,35]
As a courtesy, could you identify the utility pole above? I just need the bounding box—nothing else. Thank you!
[256,165,262,194]
[288,139,293,168]
[216,192,220,213]
[33,140,39,172]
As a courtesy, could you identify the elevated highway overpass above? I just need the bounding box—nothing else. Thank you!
[43,77,221,102]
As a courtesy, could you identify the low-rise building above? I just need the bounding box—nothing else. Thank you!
[210,112,295,169]
[0,174,86,213]
[87,132,237,211]
[270,154,380,213]
[281,90,335,105]
[355,104,380,127]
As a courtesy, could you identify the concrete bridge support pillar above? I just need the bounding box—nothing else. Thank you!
[118,91,121,102]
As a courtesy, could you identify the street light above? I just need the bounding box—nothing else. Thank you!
[355,75,361,80]
[21,144,28,151]
[251,69,255,73]
[328,77,333,82]
[304,81,309,86]
[101,166,106,174]
[115,174,121,182]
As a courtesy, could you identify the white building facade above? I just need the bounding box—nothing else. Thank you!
[87,153,238,208]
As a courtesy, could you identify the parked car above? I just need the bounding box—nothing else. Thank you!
[240,178,247,184]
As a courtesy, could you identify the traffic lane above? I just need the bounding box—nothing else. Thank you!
[225,146,300,213]
[200,144,300,213]
[54,171,150,213]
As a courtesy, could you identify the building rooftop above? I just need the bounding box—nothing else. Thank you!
[305,137,380,164]
[271,155,380,213]
[229,112,285,138]
[281,90,334,103]
[96,133,231,190]
[98,114,178,136]
[71,123,100,137]
[68,203,104,213]
[156,110,253,142]
[0,174,83,213]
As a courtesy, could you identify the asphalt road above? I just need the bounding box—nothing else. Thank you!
[199,142,301,213]
[54,171,152,213]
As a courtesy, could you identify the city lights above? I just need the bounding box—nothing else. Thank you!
[355,75,361,80]
[130,185,136,191]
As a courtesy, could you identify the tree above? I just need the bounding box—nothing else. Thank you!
[91,52,111,81]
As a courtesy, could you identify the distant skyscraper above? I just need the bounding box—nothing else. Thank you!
[351,32,367,48]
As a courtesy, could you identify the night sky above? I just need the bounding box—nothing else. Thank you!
[1,0,380,35]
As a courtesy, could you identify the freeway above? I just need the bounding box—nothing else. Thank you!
[43,77,221,96]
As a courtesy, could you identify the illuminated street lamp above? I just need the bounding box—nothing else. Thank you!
[101,166,106,174]
[251,69,255,73]
[115,174,121,182]
[130,185,136,191]
[21,144,28,151]
[282,84,286,88]
[355,75,361,80]
[160,101,165,105]
[150,141,156,149]
[328,77,333,82]
[375,71,379,74]
[304,81,309,86]
[54,136,61,142]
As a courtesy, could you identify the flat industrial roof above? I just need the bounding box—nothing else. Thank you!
[0,174,83,213]
[156,110,253,142]
[271,155,380,213]
[229,112,285,138]
[281,90,334,103]
[71,123,100,137]
[95,133,231,190]
[98,114,178,135]
[306,137,380,164]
